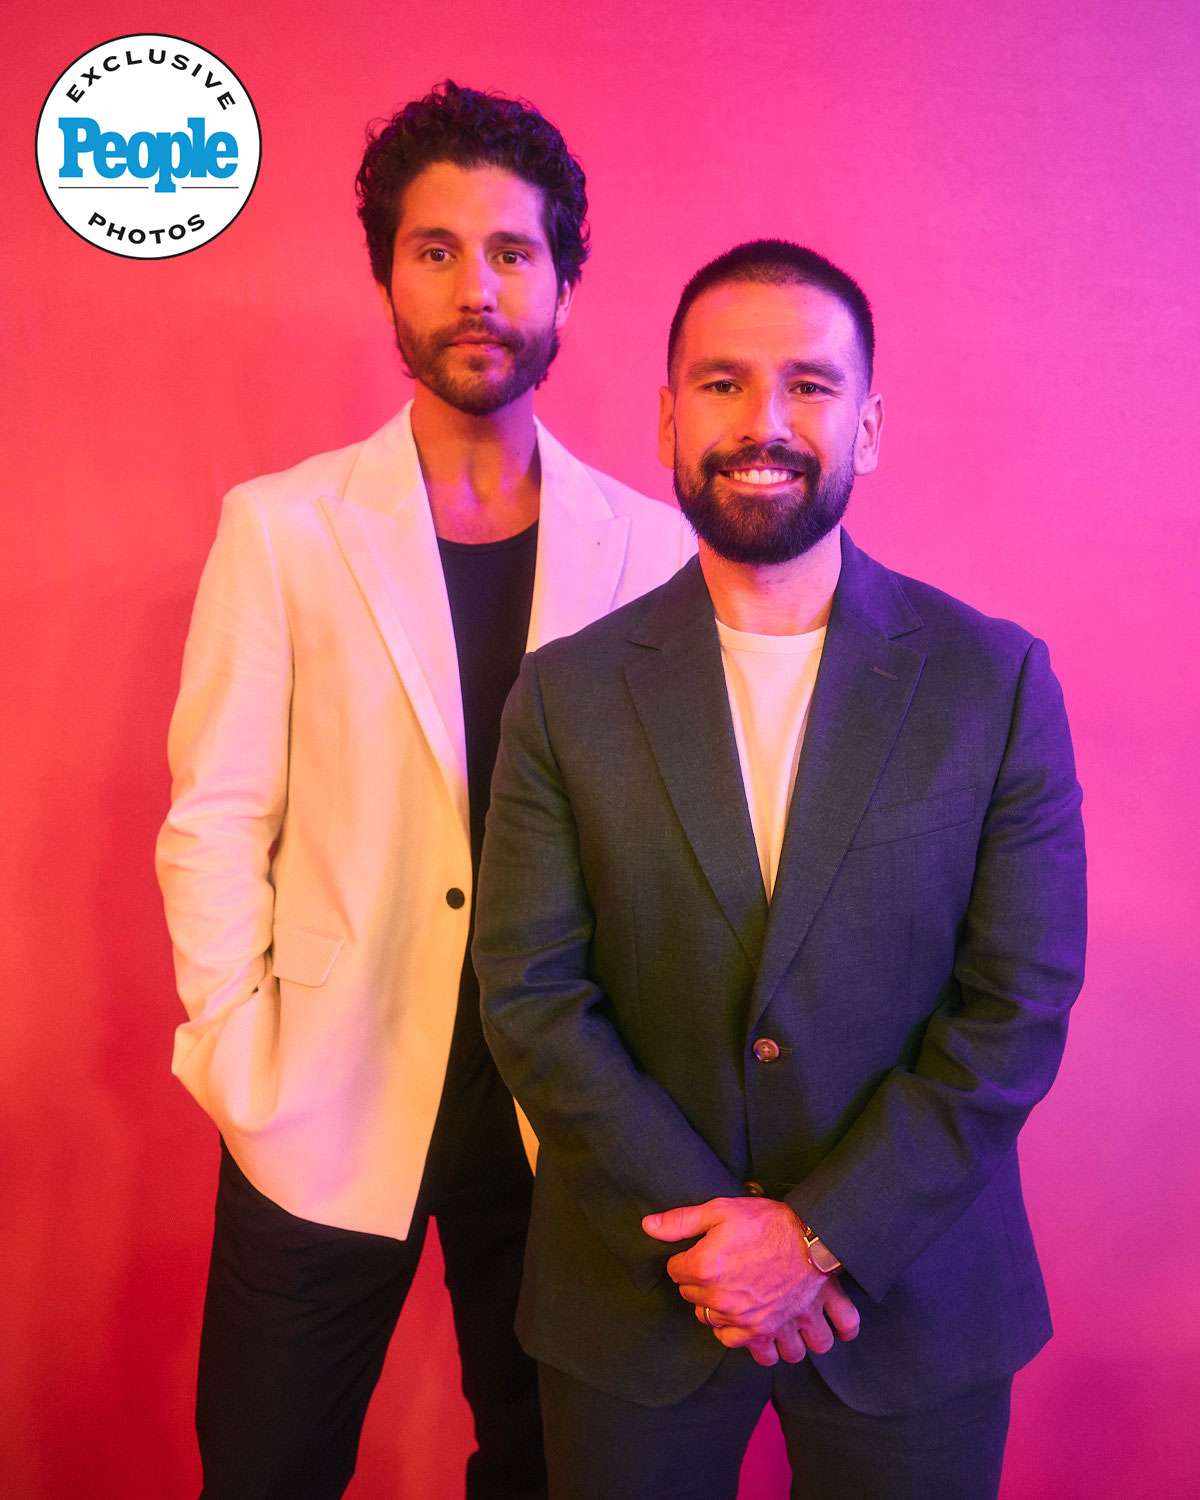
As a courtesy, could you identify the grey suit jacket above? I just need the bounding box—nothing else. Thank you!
[473,531,1086,1413]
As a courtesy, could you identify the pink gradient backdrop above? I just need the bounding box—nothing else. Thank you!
[4,2,1198,1495]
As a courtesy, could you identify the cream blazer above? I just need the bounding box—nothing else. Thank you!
[156,404,695,1238]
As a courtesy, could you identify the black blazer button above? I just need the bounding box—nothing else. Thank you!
[446,888,466,909]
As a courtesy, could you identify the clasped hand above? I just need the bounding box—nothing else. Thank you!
[642,1197,860,1368]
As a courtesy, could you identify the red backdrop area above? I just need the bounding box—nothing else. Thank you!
[4,2,1198,1495]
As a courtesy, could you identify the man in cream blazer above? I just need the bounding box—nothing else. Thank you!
[156,82,692,1499]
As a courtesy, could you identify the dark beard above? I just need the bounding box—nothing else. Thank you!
[390,311,559,416]
[674,442,854,564]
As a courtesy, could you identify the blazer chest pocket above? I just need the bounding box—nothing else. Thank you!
[270,923,344,987]
[849,786,979,851]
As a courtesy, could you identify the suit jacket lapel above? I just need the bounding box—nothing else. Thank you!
[624,562,768,964]
[750,535,926,1023]
[527,420,630,650]
[316,408,633,841]
[318,405,470,836]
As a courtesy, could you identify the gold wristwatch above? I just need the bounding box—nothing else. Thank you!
[800,1220,842,1275]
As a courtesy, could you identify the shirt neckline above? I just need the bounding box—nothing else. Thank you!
[715,618,827,655]
[437,520,539,555]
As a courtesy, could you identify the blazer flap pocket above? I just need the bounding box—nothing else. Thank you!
[271,923,344,987]
[851,787,978,850]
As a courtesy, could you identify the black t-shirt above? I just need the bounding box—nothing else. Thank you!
[424,521,539,1195]
[437,520,539,877]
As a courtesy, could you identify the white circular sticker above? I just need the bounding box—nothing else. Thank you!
[36,34,261,260]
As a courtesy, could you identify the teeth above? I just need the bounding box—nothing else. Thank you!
[727,468,795,485]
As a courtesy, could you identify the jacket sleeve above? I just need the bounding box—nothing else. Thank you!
[155,486,291,1091]
[786,636,1087,1300]
[474,652,746,1291]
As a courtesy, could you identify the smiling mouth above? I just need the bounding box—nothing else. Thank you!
[721,467,801,486]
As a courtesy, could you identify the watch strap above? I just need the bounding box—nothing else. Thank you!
[801,1221,842,1274]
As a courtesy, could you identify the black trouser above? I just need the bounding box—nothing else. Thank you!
[195,969,545,1500]
[539,1354,1011,1500]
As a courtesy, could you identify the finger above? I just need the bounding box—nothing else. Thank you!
[746,1337,779,1368]
[796,1314,835,1356]
[675,1284,743,1319]
[642,1200,727,1243]
[675,1283,711,1305]
[772,1327,807,1365]
[665,1247,723,1286]
[712,1323,755,1349]
[693,1304,730,1329]
[823,1288,861,1342]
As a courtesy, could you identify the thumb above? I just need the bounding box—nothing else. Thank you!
[642,1200,726,1242]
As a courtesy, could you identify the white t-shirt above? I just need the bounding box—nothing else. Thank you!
[716,618,827,898]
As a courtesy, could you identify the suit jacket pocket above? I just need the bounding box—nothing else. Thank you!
[270,922,344,986]
[849,786,979,850]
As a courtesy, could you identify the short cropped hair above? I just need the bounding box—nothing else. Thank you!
[356,79,589,290]
[667,239,875,388]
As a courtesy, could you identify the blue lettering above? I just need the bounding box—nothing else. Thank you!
[208,131,238,178]
[125,132,157,179]
[96,131,126,178]
[58,117,97,177]
[56,116,239,194]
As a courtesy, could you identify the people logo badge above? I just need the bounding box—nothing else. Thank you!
[36,34,261,259]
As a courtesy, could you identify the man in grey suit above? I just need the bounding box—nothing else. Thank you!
[473,240,1086,1499]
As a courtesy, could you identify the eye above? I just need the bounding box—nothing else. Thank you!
[496,249,528,266]
[703,380,740,395]
[793,381,830,397]
[421,246,452,263]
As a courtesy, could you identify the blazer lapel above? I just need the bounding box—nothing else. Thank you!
[750,535,926,1023]
[315,409,633,839]
[526,420,630,650]
[318,405,469,835]
[624,562,768,964]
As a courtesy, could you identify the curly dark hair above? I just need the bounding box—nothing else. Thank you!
[356,80,589,290]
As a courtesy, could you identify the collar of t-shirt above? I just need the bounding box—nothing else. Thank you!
[715,618,827,899]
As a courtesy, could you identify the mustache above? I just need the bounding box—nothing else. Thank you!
[701,445,820,481]
[438,318,519,350]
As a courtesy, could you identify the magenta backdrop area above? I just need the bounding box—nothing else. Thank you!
[4,2,1198,1496]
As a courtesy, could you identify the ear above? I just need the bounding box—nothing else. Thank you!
[853,391,884,475]
[657,385,676,470]
[554,279,575,332]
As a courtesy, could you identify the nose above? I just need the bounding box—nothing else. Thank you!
[738,388,792,450]
[455,251,498,314]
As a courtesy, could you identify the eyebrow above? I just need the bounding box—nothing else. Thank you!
[685,356,848,386]
[402,226,544,252]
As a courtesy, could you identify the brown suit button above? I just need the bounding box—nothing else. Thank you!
[446,888,466,909]
[744,1180,766,1196]
[752,1037,781,1063]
